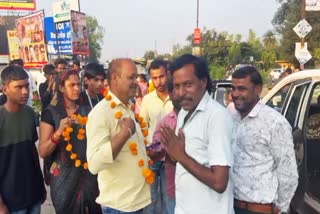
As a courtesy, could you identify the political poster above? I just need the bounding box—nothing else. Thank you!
[7,30,20,60]
[0,16,20,63]
[15,10,48,68]
[45,17,72,55]
[0,0,36,11]
[70,10,90,55]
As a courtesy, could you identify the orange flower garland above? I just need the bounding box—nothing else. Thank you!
[104,90,155,184]
[62,114,89,170]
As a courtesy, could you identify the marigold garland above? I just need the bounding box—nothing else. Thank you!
[104,91,155,184]
[62,114,89,170]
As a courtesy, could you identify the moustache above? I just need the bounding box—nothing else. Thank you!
[180,96,193,102]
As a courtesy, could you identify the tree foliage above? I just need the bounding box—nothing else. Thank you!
[272,0,320,66]
[86,16,105,62]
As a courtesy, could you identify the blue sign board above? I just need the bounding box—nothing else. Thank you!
[45,17,72,55]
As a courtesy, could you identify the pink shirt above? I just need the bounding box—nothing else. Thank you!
[153,110,177,199]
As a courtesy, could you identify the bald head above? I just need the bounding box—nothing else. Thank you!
[107,58,135,85]
[107,58,138,104]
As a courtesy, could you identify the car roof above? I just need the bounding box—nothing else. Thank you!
[262,69,320,102]
[285,69,320,80]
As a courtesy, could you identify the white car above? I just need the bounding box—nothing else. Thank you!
[262,69,320,213]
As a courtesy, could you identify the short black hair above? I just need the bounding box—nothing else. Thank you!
[232,66,263,85]
[148,59,167,74]
[170,54,212,94]
[72,59,80,67]
[54,58,68,67]
[43,64,55,75]
[1,65,28,85]
[9,59,24,67]
[83,63,106,79]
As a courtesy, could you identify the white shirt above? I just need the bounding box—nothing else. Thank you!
[175,92,234,214]
[232,101,298,212]
[139,90,173,145]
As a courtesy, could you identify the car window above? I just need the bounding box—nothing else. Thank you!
[285,82,310,128]
[266,83,292,113]
[310,84,320,105]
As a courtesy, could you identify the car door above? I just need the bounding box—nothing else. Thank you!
[265,79,312,213]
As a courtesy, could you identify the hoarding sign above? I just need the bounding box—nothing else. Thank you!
[53,0,79,23]
[15,10,48,68]
[45,17,72,55]
[70,10,89,55]
[0,0,36,11]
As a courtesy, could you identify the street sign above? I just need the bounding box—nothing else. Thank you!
[52,0,79,23]
[295,42,312,65]
[194,28,201,45]
[306,0,320,11]
[293,19,312,39]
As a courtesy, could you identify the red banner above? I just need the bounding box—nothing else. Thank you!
[194,28,201,45]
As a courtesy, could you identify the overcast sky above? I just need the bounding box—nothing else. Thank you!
[37,0,280,61]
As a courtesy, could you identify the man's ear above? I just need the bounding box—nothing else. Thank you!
[2,85,8,95]
[254,84,262,96]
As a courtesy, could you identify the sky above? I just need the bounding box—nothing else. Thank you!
[37,0,280,61]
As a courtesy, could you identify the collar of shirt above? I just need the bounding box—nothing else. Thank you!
[234,99,263,122]
[180,91,210,126]
[109,91,133,110]
[151,90,170,104]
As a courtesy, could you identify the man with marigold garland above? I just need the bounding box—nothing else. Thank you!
[86,58,151,214]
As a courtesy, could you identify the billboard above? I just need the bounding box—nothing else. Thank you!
[0,0,36,11]
[45,17,72,55]
[70,10,89,55]
[15,10,48,68]
[0,16,20,62]
[52,0,79,23]
[7,30,20,60]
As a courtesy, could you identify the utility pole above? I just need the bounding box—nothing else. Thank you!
[196,0,199,28]
[300,0,306,70]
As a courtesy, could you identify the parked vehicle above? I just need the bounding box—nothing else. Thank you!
[211,80,232,107]
[270,68,284,81]
[262,70,320,213]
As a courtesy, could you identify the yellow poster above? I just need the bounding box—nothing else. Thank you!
[7,30,20,60]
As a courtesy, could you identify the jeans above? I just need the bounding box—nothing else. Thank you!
[11,202,41,214]
[164,194,175,214]
[102,206,143,214]
[143,161,167,214]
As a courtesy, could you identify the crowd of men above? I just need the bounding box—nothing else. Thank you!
[0,54,298,214]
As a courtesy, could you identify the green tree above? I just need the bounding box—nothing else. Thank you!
[143,50,156,60]
[86,16,105,62]
[228,42,241,65]
[272,0,320,67]
[261,30,278,70]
